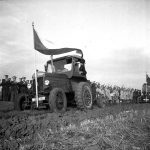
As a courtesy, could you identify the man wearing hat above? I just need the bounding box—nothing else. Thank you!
[20,77,27,94]
[10,76,18,102]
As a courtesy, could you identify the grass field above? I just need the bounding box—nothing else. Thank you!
[0,102,150,150]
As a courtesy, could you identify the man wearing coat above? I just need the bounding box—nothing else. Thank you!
[10,76,18,102]
[20,77,27,94]
[1,75,10,101]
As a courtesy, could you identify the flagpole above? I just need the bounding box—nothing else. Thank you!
[32,22,39,108]
[35,69,39,108]
[50,55,54,72]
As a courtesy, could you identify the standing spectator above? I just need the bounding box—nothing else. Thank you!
[1,75,10,101]
[133,89,137,103]
[0,78,6,101]
[8,78,12,101]
[0,79,2,101]
[20,77,27,94]
[10,76,18,102]
[118,87,121,103]
[17,78,22,93]
[120,88,124,103]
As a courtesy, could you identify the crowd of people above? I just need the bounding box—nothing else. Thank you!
[0,75,142,104]
[0,75,30,102]
[91,81,141,104]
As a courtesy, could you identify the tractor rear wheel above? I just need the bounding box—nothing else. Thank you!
[75,82,93,109]
[49,88,67,113]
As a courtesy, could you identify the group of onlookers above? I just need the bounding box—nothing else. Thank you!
[0,76,142,104]
[91,81,141,103]
[0,75,29,102]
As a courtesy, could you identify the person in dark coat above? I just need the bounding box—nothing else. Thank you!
[10,76,18,102]
[1,75,10,101]
[17,78,22,93]
[79,59,87,76]
[0,78,8,101]
[20,77,27,94]
[8,78,12,101]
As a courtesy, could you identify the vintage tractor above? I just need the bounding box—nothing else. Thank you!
[15,54,93,113]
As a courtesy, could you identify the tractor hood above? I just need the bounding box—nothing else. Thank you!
[44,73,71,93]
[32,72,71,93]
[45,72,68,79]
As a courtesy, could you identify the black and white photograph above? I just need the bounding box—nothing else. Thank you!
[0,0,150,149]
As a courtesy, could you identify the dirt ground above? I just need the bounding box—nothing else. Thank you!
[0,102,150,150]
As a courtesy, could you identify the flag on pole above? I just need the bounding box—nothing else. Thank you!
[146,74,150,85]
[33,25,47,51]
[32,24,83,57]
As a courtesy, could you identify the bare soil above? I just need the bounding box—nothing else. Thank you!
[0,102,150,150]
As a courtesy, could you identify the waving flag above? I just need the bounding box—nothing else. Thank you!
[146,74,150,85]
[32,24,83,57]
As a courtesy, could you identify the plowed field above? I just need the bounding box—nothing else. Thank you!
[0,102,150,150]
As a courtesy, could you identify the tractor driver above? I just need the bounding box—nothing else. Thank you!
[79,59,87,76]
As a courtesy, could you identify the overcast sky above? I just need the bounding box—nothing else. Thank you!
[0,0,150,89]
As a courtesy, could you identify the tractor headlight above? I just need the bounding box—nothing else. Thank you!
[44,80,50,85]
[27,83,32,89]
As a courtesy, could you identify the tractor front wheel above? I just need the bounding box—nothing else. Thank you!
[49,88,67,113]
